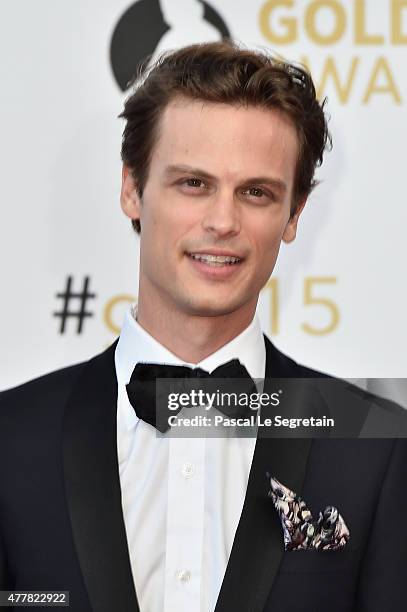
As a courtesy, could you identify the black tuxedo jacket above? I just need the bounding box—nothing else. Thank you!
[0,336,406,612]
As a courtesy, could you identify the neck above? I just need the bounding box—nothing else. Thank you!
[136,294,258,364]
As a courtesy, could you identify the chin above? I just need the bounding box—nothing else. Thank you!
[182,297,244,318]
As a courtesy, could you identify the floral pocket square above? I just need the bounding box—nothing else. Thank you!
[266,473,350,551]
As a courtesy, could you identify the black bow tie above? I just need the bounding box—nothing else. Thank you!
[126,359,257,433]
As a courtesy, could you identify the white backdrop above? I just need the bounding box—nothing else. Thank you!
[1,0,406,392]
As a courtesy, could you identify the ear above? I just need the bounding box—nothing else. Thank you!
[120,165,142,222]
[282,197,307,244]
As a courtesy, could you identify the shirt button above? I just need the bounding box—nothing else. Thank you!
[181,462,195,478]
[175,569,191,583]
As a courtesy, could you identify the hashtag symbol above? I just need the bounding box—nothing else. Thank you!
[53,276,97,334]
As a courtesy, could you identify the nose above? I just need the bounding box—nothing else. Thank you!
[201,190,241,238]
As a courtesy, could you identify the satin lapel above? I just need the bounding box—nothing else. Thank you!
[62,340,140,612]
[214,335,313,612]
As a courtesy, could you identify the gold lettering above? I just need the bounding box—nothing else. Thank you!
[301,277,339,336]
[355,0,384,45]
[264,278,279,335]
[363,56,401,103]
[259,0,297,44]
[301,55,358,104]
[103,294,136,335]
[305,0,346,45]
[392,0,407,44]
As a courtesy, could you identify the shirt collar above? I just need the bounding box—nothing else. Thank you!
[115,303,266,431]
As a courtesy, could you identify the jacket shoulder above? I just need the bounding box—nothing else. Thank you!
[265,334,407,432]
[0,359,88,427]
[263,333,330,379]
[0,340,118,426]
[1,360,86,401]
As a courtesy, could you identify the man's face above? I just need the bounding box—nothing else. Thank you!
[121,97,305,320]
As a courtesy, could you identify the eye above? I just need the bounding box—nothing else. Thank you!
[242,186,275,202]
[183,177,205,188]
[248,187,263,197]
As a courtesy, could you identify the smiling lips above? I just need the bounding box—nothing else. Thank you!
[187,252,242,267]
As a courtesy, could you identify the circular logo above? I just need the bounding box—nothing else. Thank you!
[110,0,231,91]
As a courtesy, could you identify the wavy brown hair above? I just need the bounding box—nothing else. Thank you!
[119,40,331,233]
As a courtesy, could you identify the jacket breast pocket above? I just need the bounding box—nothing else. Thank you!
[278,548,358,574]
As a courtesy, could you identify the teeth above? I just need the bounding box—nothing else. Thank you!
[189,253,241,265]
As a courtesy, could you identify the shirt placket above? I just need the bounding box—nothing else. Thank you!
[163,435,205,611]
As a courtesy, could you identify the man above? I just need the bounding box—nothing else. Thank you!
[0,41,406,612]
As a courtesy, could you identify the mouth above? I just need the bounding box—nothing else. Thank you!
[186,252,243,267]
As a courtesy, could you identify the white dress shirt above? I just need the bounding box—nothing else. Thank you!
[115,303,266,612]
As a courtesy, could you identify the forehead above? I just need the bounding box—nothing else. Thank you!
[150,97,299,185]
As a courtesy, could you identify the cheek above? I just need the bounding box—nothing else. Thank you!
[148,189,197,230]
[251,221,285,259]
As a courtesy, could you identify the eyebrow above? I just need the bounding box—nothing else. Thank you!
[163,164,287,194]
